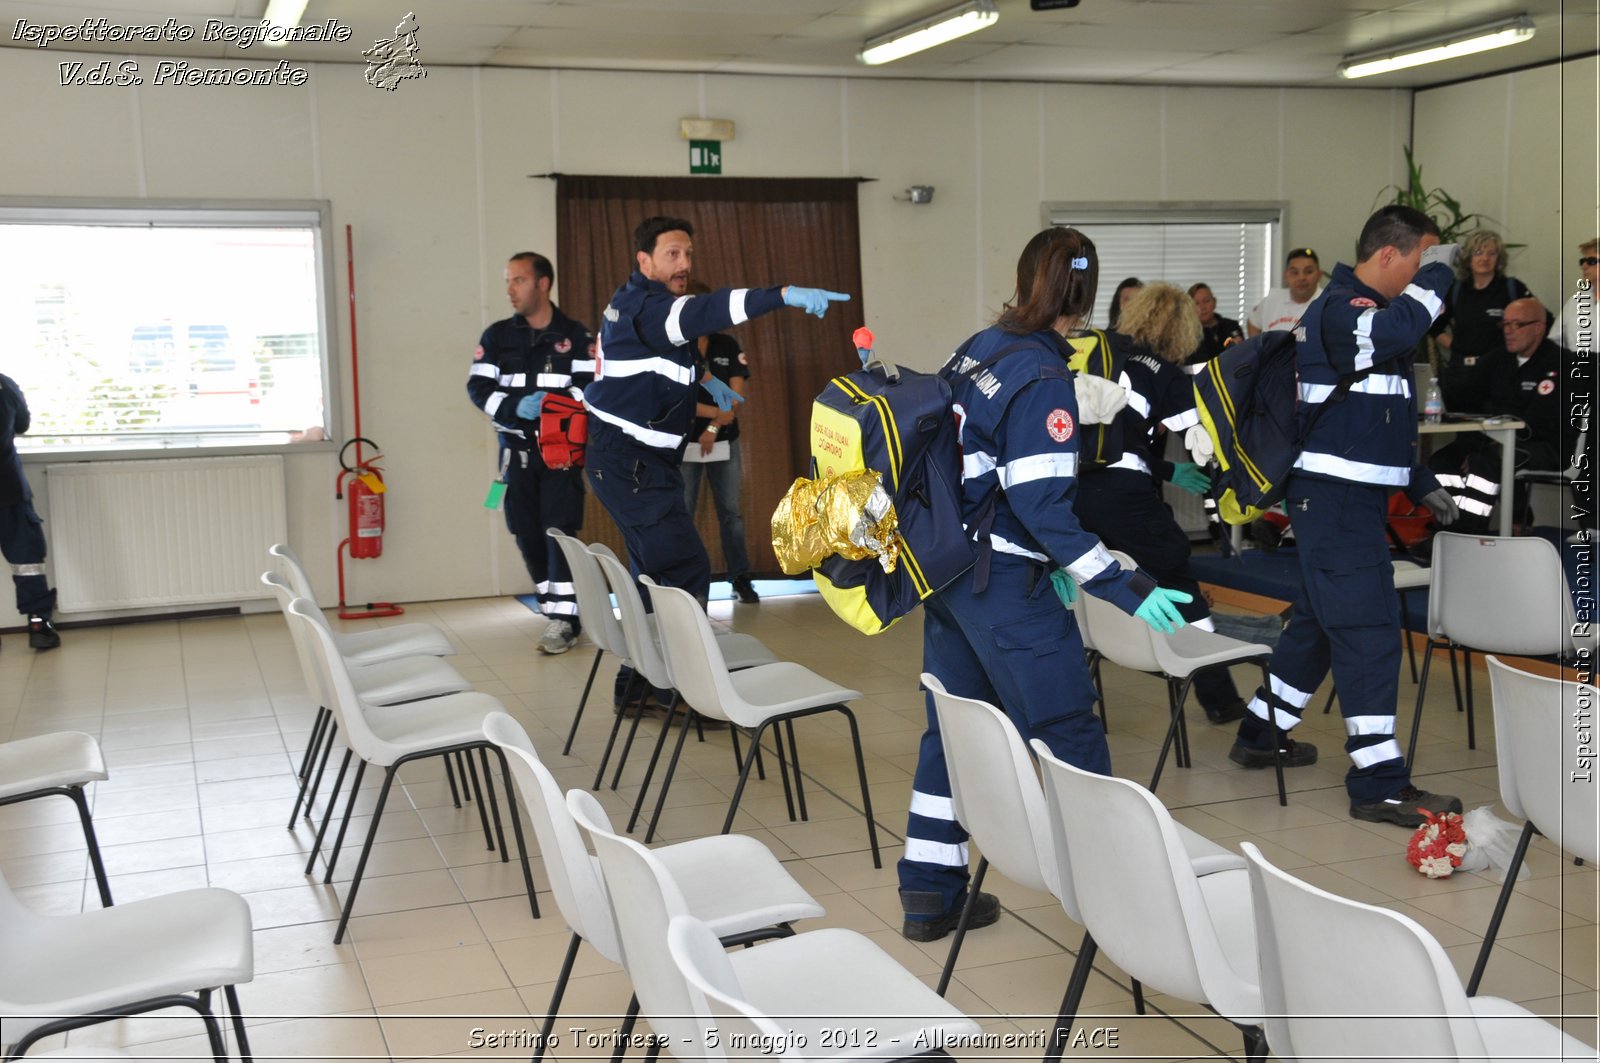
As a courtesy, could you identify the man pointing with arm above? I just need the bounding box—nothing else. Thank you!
[584,215,846,617]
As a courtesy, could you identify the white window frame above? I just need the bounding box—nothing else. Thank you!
[0,196,341,462]
[1041,202,1285,328]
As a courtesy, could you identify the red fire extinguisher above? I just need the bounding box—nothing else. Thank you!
[334,437,404,619]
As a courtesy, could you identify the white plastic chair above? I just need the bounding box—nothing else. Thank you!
[567,789,976,1061]
[1079,550,1283,804]
[0,732,113,908]
[0,863,254,1062]
[1071,593,1108,727]
[262,570,472,827]
[285,599,538,943]
[668,913,981,1062]
[587,547,780,830]
[1242,840,1591,1062]
[1408,532,1589,768]
[1032,740,1265,1063]
[1467,657,1600,996]
[639,577,880,863]
[483,711,822,1062]
[548,530,632,757]
[268,544,454,662]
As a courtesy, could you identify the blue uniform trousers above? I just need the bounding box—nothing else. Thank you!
[503,447,584,633]
[899,554,1108,919]
[0,500,53,618]
[1236,475,1409,801]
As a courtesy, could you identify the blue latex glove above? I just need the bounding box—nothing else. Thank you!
[1050,568,1078,608]
[783,286,851,318]
[1134,588,1193,635]
[702,376,744,412]
[1169,462,1211,496]
[856,346,873,366]
[515,391,548,419]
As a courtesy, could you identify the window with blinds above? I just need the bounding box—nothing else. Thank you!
[1043,205,1281,329]
[0,200,335,456]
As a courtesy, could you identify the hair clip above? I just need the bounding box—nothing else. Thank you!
[1070,257,1088,270]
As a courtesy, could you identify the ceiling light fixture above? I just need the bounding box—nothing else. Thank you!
[261,0,311,44]
[1337,14,1535,79]
[859,0,999,66]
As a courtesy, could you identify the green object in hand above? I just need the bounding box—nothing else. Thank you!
[1134,587,1193,634]
[1169,462,1211,495]
[1050,568,1078,608]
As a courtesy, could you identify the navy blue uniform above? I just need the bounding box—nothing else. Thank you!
[1074,334,1241,715]
[584,273,784,601]
[0,375,55,620]
[901,326,1155,919]
[468,307,594,628]
[1238,260,1453,801]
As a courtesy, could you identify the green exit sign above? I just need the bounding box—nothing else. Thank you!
[689,140,722,174]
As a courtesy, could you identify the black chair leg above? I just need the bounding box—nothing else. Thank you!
[333,763,402,944]
[1043,931,1097,1063]
[535,932,583,1063]
[443,749,462,808]
[224,982,255,1063]
[608,996,640,1063]
[771,724,797,822]
[1447,644,1465,714]
[64,784,113,907]
[478,747,511,863]
[717,721,772,839]
[300,720,339,823]
[323,760,369,883]
[627,694,683,833]
[1321,686,1337,714]
[935,858,989,996]
[838,706,882,868]
[1132,978,1145,1014]
[1238,1022,1268,1063]
[306,749,353,875]
[563,648,603,756]
[610,686,656,791]
[1466,820,1536,996]
[643,706,698,843]
[1261,662,1286,806]
[457,751,475,802]
[785,719,808,821]
[463,750,496,851]
[1148,682,1185,794]
[1464,646,1477,750]
[593,672,640,790]
[1406,640,1441,771]
[288,707,330,824]
[487,745,539,919]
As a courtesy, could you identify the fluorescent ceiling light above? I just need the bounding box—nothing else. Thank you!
[1338,15,1534,79]
[261,0,310,45]
[859,0,999,66]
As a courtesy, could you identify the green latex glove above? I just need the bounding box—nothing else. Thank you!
[1169,462,1211,496]
[1050,568,1078,608]
[1134,587,1193,634]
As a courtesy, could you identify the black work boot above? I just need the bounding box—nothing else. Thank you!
[28,615,60,650]
[901,889,1001,943]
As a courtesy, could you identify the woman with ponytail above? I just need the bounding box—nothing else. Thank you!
[899,228,1195,943]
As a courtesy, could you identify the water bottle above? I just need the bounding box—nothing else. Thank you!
[1423,378,1444,424]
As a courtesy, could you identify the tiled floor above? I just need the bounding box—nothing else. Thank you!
[1,591,1595,1061]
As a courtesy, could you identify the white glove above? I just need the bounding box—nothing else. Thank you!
[1184,424,1215,464]
[1074,373,1128,426]
[1421,243,1460,269]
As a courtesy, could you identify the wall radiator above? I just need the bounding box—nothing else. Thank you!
[45,456,288,613]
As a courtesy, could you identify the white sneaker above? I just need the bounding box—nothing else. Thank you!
[539,618,577,655]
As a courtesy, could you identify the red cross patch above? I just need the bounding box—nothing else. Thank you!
[1047,408,1074,443]
[473,345,484,361]
[555,338,572,353]
[1537,378,1555,396]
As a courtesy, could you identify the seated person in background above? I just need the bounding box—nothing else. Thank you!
[1247,247,1323,336]
[1548,236,1597,351]
[1186,282,1243,364]
[1074,282,1247,724]
[1428,297,1569,531]
[1107,276,1143,331]
[1433,228,1532,413]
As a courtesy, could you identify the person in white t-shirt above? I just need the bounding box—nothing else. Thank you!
[1247,247,1325,336]
[1549,236,1597,354]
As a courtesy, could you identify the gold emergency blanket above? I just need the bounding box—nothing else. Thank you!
[772,470,900,575]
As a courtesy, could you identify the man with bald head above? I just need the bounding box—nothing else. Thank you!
[1430,297,1576,529]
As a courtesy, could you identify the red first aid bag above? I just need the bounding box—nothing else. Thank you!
[538,393,588,469]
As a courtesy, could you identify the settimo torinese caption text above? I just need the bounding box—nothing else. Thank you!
[13,17,349,86]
